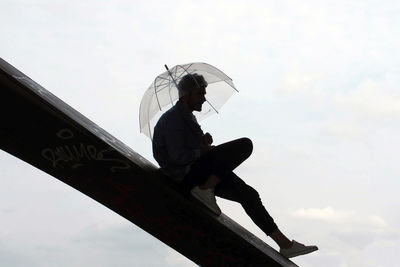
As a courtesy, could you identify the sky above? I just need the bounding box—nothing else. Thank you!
[1,0,400,266]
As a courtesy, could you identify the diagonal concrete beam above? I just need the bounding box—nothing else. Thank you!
[0,58,298,267]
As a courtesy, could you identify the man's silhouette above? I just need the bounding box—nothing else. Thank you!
[152,73,318,258]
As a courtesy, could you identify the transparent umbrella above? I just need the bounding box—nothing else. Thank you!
[139,62,238,139]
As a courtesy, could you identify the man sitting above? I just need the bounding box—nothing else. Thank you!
[152,73,318,258]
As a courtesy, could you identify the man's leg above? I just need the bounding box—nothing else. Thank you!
[214,172,279,236]
[182,157,223,214]
[214,172,319,256]
[183,138,253,215]
[212,173,291,246]
[182,137,253,192]
[206,137,253,173]
[214,172,292,249]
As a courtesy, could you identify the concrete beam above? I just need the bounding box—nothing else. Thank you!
[0,58,298,267]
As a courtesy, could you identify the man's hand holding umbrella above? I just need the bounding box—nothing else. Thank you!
[201,132,214,154]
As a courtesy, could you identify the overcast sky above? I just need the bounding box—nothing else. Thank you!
[1,1,400,266]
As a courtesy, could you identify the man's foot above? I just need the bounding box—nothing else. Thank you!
[190,186,221,215]
[280,240,318,258]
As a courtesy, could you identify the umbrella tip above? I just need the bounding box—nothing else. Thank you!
[164,64,169,71]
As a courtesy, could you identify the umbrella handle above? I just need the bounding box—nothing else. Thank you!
[164,64,179,89]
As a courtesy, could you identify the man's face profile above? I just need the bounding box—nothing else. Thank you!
[187,86,207,112]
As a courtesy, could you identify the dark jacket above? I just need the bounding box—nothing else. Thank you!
[152,100,203,181]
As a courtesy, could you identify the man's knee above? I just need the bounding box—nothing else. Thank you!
[239,137,253,158]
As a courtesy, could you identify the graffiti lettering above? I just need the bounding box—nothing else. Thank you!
[41,143,131,172]
[41,129,131,172]
[56,128,74,140]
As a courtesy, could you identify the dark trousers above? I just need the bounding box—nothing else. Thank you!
[182,138,278,236]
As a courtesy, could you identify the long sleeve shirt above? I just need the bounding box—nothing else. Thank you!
[152,100,204,182]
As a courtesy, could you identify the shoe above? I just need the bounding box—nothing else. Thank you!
[190,186,221,215]
[280,240,318,258]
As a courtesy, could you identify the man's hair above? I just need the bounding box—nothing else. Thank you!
[177,73,208,98]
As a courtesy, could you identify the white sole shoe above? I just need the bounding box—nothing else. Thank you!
[190,186,221,215]
[280,240,318,258]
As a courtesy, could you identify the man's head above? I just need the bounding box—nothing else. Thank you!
[178,73,208,97]
[178,73,208,112]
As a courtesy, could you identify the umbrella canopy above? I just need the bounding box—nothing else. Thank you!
[139,62,238,139]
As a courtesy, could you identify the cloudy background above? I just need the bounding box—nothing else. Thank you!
[1,0,400,266]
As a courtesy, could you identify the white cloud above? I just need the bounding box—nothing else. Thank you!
[292,207,391,233]
[292,206,353,223]
[334,79,400,119]
[281,72,323,94]
[369,215,388,228]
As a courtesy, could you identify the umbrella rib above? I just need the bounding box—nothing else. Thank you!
[155,76,171,82]
[145,92,153,139]
[206,100,219,114]
[155,82,171,92]
[180,64,193,76]
[156,79,172,86]
[164,65,180,107]
[174,64,193,81]
[168,82,174,105]
[148,119,152,140]
[153,79,162,110]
